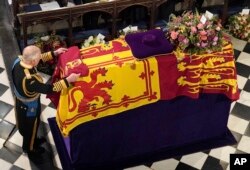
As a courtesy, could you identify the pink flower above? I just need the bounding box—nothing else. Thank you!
[199,30,207,36]
[207,35,213,41]
[183,38,189,45]
[201,42,208,48]
[199,31,207,41]
[170,31,179,40]
[200,36,207,41]
[178,35,185,42]
[197,23,204,29]
[191,26,197,33]
[185,22,192,26]
[175,17,182,23]
[212,41,217,46]
[213,36,218,42]
[189,14,194,19]
[168,11,223,53]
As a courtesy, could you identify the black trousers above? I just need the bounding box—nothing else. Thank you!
[15,97,41,151]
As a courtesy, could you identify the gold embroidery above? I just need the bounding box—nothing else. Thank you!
[113,38,128,47]
[53,80,68,92]
[24,69,31,79]
[174,48,185,61]
[101,41,113,51]
[177,45,238,95]
[41,52,53,62]
[22,74,43,98]
[65,59,82,75]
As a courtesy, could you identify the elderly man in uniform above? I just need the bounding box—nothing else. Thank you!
[12,45,80,155]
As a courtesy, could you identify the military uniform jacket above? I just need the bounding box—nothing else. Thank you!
[12,51,69,116]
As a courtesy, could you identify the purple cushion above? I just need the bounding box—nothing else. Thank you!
[125,29,173,59]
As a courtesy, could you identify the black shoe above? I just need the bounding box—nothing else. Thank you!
[35,137,46,146]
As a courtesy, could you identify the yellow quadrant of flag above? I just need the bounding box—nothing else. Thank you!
[56,45,160,136]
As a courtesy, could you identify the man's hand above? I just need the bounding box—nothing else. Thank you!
[66,73,81,83]
[54,48,68,56]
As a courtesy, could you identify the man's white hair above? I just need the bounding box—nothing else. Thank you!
[22,45,41,61]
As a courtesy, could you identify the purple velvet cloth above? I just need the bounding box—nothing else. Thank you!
[48,93,236,170]
[125,29,173,59]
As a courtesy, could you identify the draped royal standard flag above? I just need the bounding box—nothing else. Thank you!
[157,38,240,101]
[47,46,89,107]
[52,37,239,136]
[56,38,161,136]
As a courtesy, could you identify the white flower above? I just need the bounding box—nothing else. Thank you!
[96,38,100,44]
[41,35,50,41]
[215,26,221,31]
[84,41,90,47]
[97,33,105,40]
[100,39,105,44]
[88,36,94,42]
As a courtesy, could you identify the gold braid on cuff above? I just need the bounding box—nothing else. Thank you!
[53,79,68,92]
[41,52,53,62]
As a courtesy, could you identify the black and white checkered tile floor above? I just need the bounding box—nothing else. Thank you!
[1,36,250,170]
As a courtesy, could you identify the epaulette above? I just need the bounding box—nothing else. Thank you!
[18,55,23,60]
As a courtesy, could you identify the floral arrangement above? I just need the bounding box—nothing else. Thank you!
[33,31,67,75]
[34,31,66,53]
[119,25,138,35]
[227,13,250,41]
[81,33,105,48]
[118,25,147,38]
[167,10,223,55]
